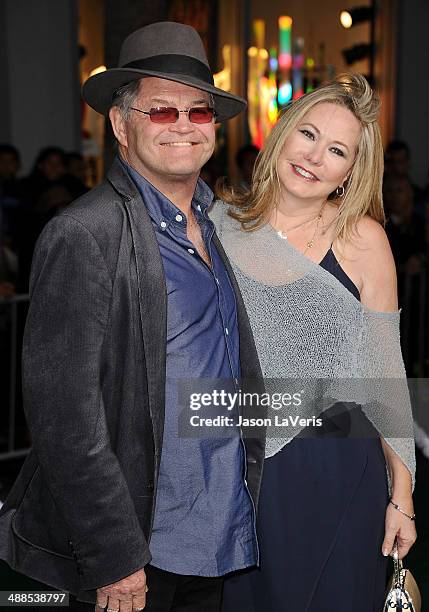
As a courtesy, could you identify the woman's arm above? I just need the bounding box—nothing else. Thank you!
[380,439,416,558]
[353,217,417,559]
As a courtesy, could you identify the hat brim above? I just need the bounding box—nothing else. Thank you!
[82,68,246,122]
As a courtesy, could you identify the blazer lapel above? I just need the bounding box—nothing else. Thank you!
[108,160,167,465]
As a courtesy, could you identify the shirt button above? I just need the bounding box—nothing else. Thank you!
[160,221,167,229]
[197,204,201,211]
[175,214,183,222]
[188,248,195,255]
[225,327,229,335]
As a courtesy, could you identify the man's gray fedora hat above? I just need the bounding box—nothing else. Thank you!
[82,21,246,122]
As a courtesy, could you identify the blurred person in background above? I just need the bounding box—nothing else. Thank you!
[384,175,426,278]
[0,144,21,186]
[64,152,89,198]
[0,144,22,274]
[0,208,16,296]
[235,144,259,189]
[17,147,74,290]
[65,151,87,184]
[21,146,67,203]
[384,140,423,202]
[384,174,427,375]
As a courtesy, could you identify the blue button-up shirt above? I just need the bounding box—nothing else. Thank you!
[121,159,258,577]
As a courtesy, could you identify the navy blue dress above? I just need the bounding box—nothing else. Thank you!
[222,248,389,612]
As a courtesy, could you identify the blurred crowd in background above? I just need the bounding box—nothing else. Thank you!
[0,138,428,456]
[0,145,89,294]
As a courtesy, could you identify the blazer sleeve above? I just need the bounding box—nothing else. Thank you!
[22,214,151,590]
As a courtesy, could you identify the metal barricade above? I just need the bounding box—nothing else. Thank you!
[0,294,30,461]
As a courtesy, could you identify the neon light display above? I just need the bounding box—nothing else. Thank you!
[247,22,281,147]
[269,47,278,73]
[306,57,315,92]
[278,82,292,104]
[278,16,292,69]
[278,16,293,106]
[247,16,319,143]
[267,47,279,125]
[247,20,267,148]
[292,37,304,100]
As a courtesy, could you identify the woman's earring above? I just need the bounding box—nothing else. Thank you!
[336,185,345,197]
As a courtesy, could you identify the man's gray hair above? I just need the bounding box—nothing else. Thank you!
[111,80,141,120]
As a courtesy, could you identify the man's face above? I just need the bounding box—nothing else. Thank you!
[110,77,216,189]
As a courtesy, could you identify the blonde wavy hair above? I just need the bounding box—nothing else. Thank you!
[219,73,385,241]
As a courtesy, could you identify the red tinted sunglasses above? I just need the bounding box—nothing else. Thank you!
[130,106,216,124]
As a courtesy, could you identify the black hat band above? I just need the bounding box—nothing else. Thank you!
[123,54,214,86]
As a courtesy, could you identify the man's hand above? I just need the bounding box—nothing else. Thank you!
[96,568,148,612]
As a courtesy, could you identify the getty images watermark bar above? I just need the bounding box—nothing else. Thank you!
[177,377,428,439]
[0,592,69,606]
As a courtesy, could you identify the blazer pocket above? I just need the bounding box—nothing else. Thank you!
[12,465,74,560]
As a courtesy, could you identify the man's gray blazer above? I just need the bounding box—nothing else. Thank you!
[0,158,265,601]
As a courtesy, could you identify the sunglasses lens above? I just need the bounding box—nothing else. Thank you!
[147,107,215,124]
[149,107,179,123]
[189,108,215,123]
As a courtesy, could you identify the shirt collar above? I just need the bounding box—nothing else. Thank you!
[118,156,214,230]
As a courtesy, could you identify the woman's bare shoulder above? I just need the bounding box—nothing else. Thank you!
[345,216,393,264]
[354,214,388,240]
[345,215,398,311]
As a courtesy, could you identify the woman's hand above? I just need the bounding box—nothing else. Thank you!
[382,501,417,559]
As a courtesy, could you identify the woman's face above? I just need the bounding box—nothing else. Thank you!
[277,102,361,204]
